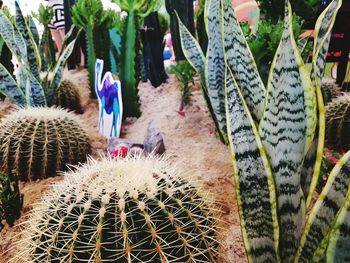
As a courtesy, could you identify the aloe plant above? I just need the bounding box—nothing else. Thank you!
[0,1,77,107]
[112,0,159,117]
[180,0,346,262]
[72,0,117,98]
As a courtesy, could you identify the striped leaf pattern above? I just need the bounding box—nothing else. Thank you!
[221,0,265,121]
[326,189,350,262]
[304,0,342,208]
[176,14,205,76]
[0,63,26,105]
[259,2,316,261]
[0,10,27,61]
[205,0,227,142]
[47,39,77,104]
[25,70,46,107]
[15,0,40,80]
[311,0,342,86]
[225,67,279,263]
[296,151,350,262]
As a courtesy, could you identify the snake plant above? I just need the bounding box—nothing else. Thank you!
[72,0,117,98]
[0,1,76,107]
[34,3,56,71]
[112,0,159,117]
[181,0,346,262]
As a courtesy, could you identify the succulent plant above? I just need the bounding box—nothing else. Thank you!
[321,80,340,104]
[325,95,350,152]
[19,155,218,262]
[0,107,89,181]
[54,80,83,113]
[0,170,23,230]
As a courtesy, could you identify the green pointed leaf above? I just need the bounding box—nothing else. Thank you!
[24,69,46,107]
[326,188,350,262]
[0,63,26,105]
[0,10,27,61]
[305,0,343,209]
[28,16,40,46]
[47,39,77,104]
[311,0,342,86]
[176,12,205,77]
[221,0,265,121]
[226,67,279,263]
[205,0,227,143]
[296,151,350,262]
[15,0,40,80]
[258,2,317,261]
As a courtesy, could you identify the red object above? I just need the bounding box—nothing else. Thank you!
[110,146,129,158]
[176,111,186,117]
[328,156,338,165]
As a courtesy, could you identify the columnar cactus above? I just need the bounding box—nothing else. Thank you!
[54,80,83,113]
[321,80,340,105]
[325,95,350,151]
[0,107,89,181]
[19,156,219,262]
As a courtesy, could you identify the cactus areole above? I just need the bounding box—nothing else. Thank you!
[20,156,219,262]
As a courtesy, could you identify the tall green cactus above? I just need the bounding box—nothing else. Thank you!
[0,171,23,230]
[18,155,219,262]
[71,0,116,98]
[0,107,89,181]
[113,0,159,117]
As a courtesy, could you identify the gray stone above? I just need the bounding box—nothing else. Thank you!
[108,138,143,153]
[143,121,165,154]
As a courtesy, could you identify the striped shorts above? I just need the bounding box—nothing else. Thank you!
[47,0,65,30]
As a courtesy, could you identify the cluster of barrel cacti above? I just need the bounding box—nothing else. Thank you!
[19,156,219,262]
[0,107,88,181]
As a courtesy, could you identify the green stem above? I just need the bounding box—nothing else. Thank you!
[86,27,96,98]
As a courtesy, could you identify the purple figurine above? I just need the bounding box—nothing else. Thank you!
[95,59,123,138]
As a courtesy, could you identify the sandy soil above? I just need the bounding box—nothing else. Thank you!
[0,70,246,262]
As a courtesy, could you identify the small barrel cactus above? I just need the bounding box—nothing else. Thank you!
[321,80,340,104]
[0,107,88,181]
[54,80,83,113]
[325,95,350,152]
[19,156,219,262]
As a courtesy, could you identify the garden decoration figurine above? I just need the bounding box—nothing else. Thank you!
[95,59,123,138]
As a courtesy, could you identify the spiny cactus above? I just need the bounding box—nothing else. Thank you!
[0,170,23,230]
[54,80,83,113]
[325,95,350,152]
[19,156,219,262]
[0,107,89,181]
[321,80,340,104]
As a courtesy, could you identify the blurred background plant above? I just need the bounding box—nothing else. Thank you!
[317,152,342,193]
[0,171,23,230]
[72,0,118,97]
[167,60,194,110]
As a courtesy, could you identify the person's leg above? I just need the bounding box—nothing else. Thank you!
[50,29,64,52]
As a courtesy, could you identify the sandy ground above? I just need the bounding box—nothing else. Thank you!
[0,70,246,262]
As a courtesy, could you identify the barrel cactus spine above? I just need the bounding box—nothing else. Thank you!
[19,155,219,262]
[0,107,89,181]
[325,95,350,152]
[54,79,83,113]
[321,80,340,105]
